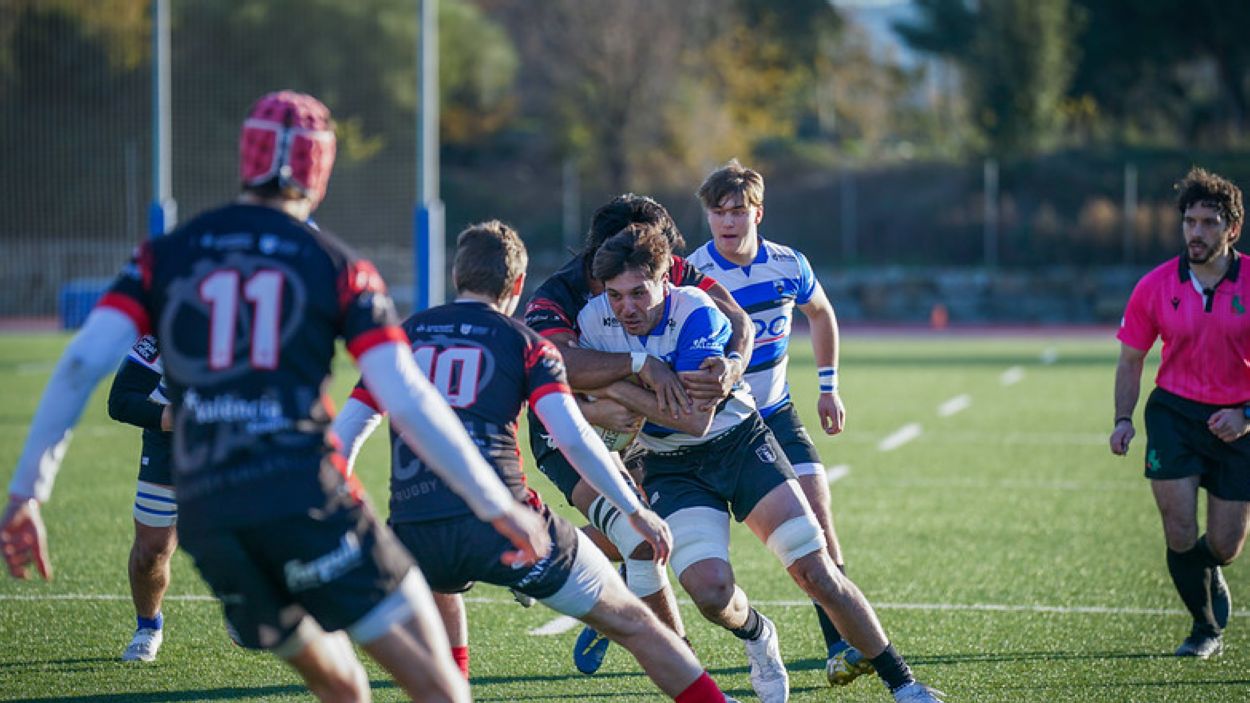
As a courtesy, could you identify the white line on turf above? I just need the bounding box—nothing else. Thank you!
[5,593,1231,619]
[937,394,971,417]
[1040,347,1059,365]
[877,423,922,451]
[826,464,850,484]
[1000,366,1025,385]
[528,615,580,636]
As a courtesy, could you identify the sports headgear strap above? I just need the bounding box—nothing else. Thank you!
[239,91,336,207]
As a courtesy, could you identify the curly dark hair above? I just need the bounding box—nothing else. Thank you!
[1175,167,1243,233]
[584,194,685,262]
[591,223,671,284]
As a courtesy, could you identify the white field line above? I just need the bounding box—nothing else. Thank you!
[4,592,1228,620]
[826,464,850,484]
[528,615,580,636]
[1000,366,1025,385]
[936,394,971,417]
[1040,347,1059,365]
[877,423,922,451]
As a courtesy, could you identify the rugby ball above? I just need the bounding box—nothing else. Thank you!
[593,424,638,452]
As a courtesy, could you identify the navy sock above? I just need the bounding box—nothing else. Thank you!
[137,612,163,631]
[869,643,914,692]
[730,607,764,641]
[1167,545,1218,636]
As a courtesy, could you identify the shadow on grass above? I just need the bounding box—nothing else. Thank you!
[786,649,1174,673]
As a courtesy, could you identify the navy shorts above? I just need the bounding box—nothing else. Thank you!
[178,495,414,651]
[643,412,796,522]
[138,430,173,485]
[1144,388,1250,501]
[391,505,580,599]
[763,402,822,469]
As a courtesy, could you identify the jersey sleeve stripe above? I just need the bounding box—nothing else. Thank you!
[538,327,575,339]
[528,382,571,405]
[346,326,409,360]
[696,276,717,292]
[349,385,381,412]
[97,292,152,335]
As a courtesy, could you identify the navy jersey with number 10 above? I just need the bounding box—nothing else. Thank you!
[350,301,572,523]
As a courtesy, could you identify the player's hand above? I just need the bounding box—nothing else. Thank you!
[491,504,551,568]
[1,495,52,581]
[637,356,691,418]
[683,356,738,411]
[582,397,644,434]
[160,405,173,433]
[818,392,846,435]
[1207,408,1250,443]
[627,508,672,566]
[1109,420,1135,455]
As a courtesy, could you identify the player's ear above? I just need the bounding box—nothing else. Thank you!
[511,272,526,297]
[754,204,764,225]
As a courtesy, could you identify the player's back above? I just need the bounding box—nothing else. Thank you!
[120,202,397,531]
[385,301,566,523]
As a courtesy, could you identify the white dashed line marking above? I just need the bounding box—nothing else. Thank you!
[937,394,971,417]
[1000,366,1025,385]
[826,464,850,484]
[877,423,922,451]
[528,616,580,636]
[1040,348,1059,365]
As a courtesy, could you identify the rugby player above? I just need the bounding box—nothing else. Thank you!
[333,220,735,702]
[577,223,944,703]
[1,90,549,703]
[687,159,868,685]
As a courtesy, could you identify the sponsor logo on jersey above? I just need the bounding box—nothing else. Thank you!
[134,336,160,363]
[689,334,722,351]
[602,316,622,328]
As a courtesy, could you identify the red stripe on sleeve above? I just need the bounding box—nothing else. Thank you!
[346,326,409,360]
[97,292,152,335]
[349,385,381,412]
[529,382,571,406]
[697,275,717,292]
[539,327,576,339]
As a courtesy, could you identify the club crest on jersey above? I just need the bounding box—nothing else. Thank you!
[755,443,777,464]
[134,336,160,363]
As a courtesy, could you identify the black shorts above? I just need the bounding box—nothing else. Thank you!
[643,412,795,522]
[763,402,822,470]
[531,423,647,505]
[391,506,580,599]
[1144,387,1250,501]
[177,496,414,651]
[138,430,173,485]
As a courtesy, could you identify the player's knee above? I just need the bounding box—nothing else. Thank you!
[681,562,735,616]
[1207,535,1241,565]
[766,515,825,568]
[132,529,176,570]
[624,557,665,598]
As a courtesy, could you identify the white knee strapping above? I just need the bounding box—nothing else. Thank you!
[588,495,645,560]
[133,480,177,528]
[791,462,825,479]
[666,507,731,578]
[766,515,826,568]
[624,558,665,597]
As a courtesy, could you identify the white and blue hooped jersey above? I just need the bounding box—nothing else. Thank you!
[686,238,816,418]
[577,285,755,452]
[127,335,170,406]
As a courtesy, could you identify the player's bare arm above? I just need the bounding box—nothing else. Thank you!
[800,284,846,435]
[1110,343,1147,455]
[577,395,644,435]
[548,330,690,415]
[600,376,716,437]
[702,281,752,378]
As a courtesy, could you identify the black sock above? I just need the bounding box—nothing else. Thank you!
[1166,544,1218,636]
[869,643,914,692]
[816,564,847,653]
[730,607,764,641]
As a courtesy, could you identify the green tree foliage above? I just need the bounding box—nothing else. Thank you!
[897,0,1081,157]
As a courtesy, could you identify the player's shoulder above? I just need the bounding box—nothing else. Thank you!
[670,283,716,308]
[1137,256,1181,288]
[685,241,717,270]
[761,237,804,263]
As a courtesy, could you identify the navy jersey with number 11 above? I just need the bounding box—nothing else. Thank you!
[349,301,571,523]
[99,202,407,532]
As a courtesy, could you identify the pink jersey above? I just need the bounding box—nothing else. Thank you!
[1117,253,1250,405]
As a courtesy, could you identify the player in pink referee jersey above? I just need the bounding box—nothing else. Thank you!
[1111,166,1250,660]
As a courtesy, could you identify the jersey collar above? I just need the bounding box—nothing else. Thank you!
[707,236,769,275]
[1178,250,1241,283]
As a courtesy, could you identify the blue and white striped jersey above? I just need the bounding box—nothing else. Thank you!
[576,286,755,452]
[686,238,816,418]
